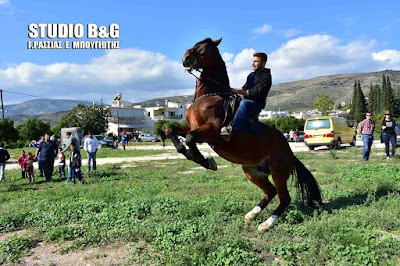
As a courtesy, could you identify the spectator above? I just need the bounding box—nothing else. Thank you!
[289,129,294,142]
[381,110,396,160]
[17,150,27,179]
[57,147,66,177]
[36,133,58,182]
[62,132,81,183]
[84,132,98,172]
[0,142,10,183]
[68,143,84,184]
[36,136,44,177]
[121,131,128,150]
[357,112,375,161]
[24,152,37,184]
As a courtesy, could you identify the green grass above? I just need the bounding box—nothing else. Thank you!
[0,146,400,264]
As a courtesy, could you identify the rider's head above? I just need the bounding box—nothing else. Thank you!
[252,52,267,71]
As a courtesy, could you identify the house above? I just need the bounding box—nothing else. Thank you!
[258,110,289,120]
[144,100,187,122]
[107,93,154,136]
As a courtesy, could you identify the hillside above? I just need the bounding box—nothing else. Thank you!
[136,70,400,110]
[3,99,92,117]
[267,70,400,110]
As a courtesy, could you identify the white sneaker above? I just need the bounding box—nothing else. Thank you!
[386,157,390,160]
[220,126,234,141]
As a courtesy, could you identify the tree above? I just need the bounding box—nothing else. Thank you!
[354,80,367,122]
[367,83,375,113]
[0,118,19,144]
[313,94,334,115]
[350,80,358,117]
[17,118,50,144]
[374,84,382,113]
[54,104,110,135]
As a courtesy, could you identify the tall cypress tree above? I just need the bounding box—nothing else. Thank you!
[386,75,394,111]
[350,80,358,117]
[355,80,367,122]
[374,84,382,113]
[367,83,375,113]
[381,74,388,110]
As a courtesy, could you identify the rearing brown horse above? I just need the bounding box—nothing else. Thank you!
[166,38,322,231]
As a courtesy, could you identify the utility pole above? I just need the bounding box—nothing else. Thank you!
[116,110,119,136]
[0,89,4,119]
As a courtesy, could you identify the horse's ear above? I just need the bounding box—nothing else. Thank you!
[214,38,222,46]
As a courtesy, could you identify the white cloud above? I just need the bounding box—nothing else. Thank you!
[1,35,399,104]
[0,48,194,103]
[281,28,301,38]
[223,35,400,86]
[0,0,10,6]
[252,24,272,34]
[372,50,400,66]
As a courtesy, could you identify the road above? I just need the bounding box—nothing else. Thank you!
[5,139,384,170]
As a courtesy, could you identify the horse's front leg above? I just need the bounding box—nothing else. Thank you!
[166,125,192,160]
[185,123,219,171]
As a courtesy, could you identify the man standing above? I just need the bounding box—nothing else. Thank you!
[36,133,58,182]
[84,132,98,172]
[121,131,128,150]
[61,132,81,183]
[358,112,375,161]
[0,142,10,183]
[221,52,272,139]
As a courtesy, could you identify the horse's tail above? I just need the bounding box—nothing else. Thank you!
[293,157,322,208]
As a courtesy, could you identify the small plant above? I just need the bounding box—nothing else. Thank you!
[0,234,33,263]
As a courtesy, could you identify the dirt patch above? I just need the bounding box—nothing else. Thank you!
[22,241,129,266]
[0,229,33,242]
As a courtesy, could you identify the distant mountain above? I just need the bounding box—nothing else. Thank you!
[267,70,400,110]
[9,111,68,126]
[3,99,93,117]
[135,70,400,111]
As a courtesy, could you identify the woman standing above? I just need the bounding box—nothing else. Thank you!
[381,110,397,160]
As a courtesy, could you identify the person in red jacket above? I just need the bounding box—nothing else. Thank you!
[17,150,27,179]
[24,152,37,184]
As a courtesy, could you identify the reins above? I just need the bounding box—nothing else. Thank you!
[187,69,235,104]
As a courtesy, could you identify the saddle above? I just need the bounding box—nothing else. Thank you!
[221,94,242,127]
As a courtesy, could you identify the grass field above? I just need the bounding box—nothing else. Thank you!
[1,146,400,265]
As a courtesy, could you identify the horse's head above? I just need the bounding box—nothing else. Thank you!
[183,38,222,72]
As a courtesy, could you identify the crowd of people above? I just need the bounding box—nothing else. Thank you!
[0,131,101,184]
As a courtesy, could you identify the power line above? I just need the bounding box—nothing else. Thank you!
[1,89,42,98]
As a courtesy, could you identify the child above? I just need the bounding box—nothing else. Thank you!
[0,142,10,183]
[69,143,84,184]
[17,150,27,179]
[24,152,37,184]
[57,148,66,177]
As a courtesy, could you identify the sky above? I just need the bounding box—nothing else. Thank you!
[0,0,399,105]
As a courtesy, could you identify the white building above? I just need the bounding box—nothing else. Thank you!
[258,110,289,120]
[107,93,154,136]
[144,100,187,122]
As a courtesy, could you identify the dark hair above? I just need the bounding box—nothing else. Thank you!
[253,52,268,63]
[0,142,4,148]
[66,132,72,136]
[58,147,62,150]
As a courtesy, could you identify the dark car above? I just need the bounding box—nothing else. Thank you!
[395,123,400,145]
[81,135,116,148]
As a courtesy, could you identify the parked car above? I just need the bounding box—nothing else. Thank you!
[304,116,356,150]
[395,122,400,145]
[138,133,160,142]
[81,135,116,148]
[298,131,304,142]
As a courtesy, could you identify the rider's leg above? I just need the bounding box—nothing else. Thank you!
[232,100,262,132]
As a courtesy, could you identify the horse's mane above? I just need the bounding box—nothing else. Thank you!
[194,38,213,47]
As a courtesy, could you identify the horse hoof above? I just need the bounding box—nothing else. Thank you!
[208,157,217,171]
[244,206,261,224]
[257,215,278,232]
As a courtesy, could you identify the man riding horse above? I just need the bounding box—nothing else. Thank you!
[165,38,321,231]
[221,52,272,140]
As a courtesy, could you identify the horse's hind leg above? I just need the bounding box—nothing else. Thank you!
[243,165,277,223]
[258,166,291,231]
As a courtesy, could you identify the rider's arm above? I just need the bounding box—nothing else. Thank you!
[231,88,249,96]
[247,73,272,100]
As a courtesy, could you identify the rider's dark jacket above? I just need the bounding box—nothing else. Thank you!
[242,68,272,108]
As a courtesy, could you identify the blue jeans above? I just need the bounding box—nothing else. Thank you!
[361,135,374,161]
[0,163,5,182]
[232,100,262,132]
[87,152,97,171]
[66,165,74,184]
[381,133,396,157]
